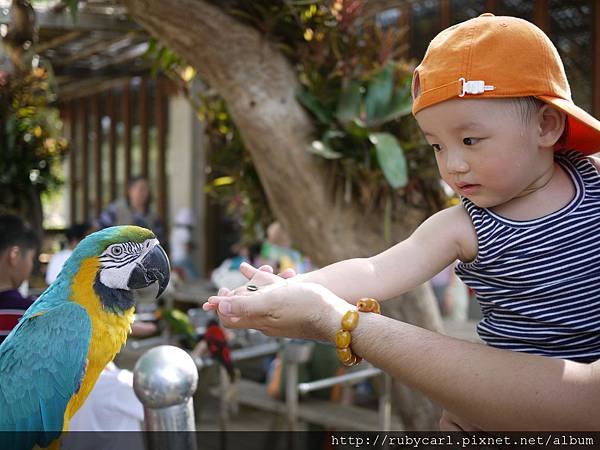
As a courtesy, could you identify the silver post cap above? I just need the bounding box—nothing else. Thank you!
[133,345,199,409]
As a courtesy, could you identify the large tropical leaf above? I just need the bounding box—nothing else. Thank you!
[369,132,408,189]
[335,80,362,126]
[365,63,394,126]
[296,88,332,124]
[307,130,345,159]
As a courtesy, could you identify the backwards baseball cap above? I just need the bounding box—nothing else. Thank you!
[411,13,600,155]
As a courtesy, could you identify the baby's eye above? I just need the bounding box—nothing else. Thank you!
[431,144,442,152]
[463,137,479,146]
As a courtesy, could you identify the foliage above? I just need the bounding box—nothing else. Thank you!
[149,0,448,243]
[0,65,68,213]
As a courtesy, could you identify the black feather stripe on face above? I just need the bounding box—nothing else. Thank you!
[93,273,135,314]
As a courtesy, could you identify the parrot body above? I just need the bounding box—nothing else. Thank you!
[0,226,170,450]
[202,319,235,382]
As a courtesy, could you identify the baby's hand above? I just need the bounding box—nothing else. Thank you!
[203,263,288,312]
[240,262,296,280]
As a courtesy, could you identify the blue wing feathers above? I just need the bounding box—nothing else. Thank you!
[0,302,92,450]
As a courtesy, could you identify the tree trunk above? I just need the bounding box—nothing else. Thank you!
[123,0,442,429]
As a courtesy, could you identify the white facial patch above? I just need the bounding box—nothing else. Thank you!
[99,238,159,290]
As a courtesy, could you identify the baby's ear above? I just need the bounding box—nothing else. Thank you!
[538,105,567,148]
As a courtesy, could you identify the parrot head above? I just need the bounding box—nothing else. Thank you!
[64,225,171,314]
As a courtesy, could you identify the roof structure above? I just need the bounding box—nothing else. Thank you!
[0,0,151,101]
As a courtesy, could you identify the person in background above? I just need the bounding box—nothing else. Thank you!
[258,221,311,274]
[0,212,39,345]
[45,223,90,285]
[96,176,164,244]
[63,362,145,450]
[211,242,262,290]
[170,207,200,280]
[97,176,164,338]
[68,361,144,431]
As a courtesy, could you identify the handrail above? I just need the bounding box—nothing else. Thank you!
[297,365,382,394]
[194,340,281,368]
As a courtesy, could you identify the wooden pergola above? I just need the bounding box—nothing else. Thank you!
[1,0,173,227]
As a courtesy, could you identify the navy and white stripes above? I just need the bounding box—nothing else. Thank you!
[455,150,600,363]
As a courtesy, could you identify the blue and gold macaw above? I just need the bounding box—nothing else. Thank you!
[0,226,170,450]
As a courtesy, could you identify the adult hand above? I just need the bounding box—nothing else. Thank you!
[204,281,351,342]
[203,263,288,312]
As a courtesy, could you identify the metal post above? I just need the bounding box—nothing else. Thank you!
[282,340,314,431]
[378,373,392,431]
[133,345,200,450]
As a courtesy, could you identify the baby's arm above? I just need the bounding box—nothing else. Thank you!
[291,205,477,303]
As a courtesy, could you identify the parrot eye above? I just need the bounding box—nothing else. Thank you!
[110,246,124,257]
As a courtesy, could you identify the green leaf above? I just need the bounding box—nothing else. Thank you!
[369,132,408,189]
[307,141,343,159]
[296,89,332,124]
[371,87,412,126]
[344,118,369,139]
[335,80,362,125]
[365,63,394,125]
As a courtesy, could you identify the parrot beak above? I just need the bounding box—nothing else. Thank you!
[127,244,171,298]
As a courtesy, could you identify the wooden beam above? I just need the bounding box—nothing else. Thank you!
[107,89,117,202]
[155,77,167,224]
[35,30,82,54]
[80,98,90,221]
[534,0,549,33]
[89,41,149,71]
[139,77,149,178]
[55,35,133,66]
[92,94,103,218]
[56,76,141,103]
[67,102,77,224]
[397,2,410,60]
[122,82,132,192]
[0,7,140,32]
[440,0,451,28]
[594,0,600,118]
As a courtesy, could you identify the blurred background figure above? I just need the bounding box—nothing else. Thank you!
[96,175,164,244]
[96,176,165,338]
[210,242,261,290]
[64,362,145,450]
[68,362,144,431]
[258,221,312,274]
[170,207,200,281]
[431,263,469,321]
[0,211,39,344]
[45,223,90,285]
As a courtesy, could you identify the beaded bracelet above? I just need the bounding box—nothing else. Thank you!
[335,298,381,366]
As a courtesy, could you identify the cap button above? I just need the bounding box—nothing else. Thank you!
[479,13,495,17]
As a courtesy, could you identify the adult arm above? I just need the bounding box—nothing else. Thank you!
[207,282,599,431]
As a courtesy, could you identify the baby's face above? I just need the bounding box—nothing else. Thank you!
[415,98,553,209]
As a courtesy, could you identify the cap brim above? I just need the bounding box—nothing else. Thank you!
[537,96,600,155]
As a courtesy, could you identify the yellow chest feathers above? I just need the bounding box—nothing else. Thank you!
[64,256,135,423]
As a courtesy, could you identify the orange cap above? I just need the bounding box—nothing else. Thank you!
[411,14,600,155]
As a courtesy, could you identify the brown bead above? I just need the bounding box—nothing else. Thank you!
[350,355,362,366]
[336,347,354,364]
[357,298,381,314]
[336,330,351,348]
[341,310,359,331]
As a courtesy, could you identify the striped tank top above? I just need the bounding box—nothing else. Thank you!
[455,150,600,363]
